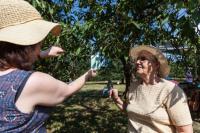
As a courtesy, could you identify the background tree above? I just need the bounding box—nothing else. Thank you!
[28,0,200,87]
[75,0,200,89]
[28,0,92,81]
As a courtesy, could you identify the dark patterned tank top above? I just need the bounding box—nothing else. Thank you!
[0,69,50,133]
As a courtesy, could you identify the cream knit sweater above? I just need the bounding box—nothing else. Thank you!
[126,79,192,133]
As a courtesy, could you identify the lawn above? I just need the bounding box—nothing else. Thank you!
[46,82,200,133]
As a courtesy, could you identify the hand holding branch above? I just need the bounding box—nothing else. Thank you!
[40,46,65,58]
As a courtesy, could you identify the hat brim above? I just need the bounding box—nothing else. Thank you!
[0,19,61,45]
[130,45,170,78]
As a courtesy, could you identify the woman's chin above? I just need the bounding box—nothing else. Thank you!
[136,69,143,74]
[136,71,142,76]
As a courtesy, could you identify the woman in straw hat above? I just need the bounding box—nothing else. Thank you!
[0,0,96,132]
[110,45,193,133]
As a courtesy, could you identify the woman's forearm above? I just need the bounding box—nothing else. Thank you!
[67,71,90,92]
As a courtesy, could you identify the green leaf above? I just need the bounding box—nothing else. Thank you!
[161,16,169,25]
[128,20,141,29]
[76,47,81,55]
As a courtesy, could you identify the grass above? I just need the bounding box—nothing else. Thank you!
[46,83,200,133]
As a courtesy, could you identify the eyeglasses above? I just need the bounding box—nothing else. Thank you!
[136,56,148,61]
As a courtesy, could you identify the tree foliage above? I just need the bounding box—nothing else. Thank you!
[29,0,200,85]
[75,0,200,87]
[28,0,92,81]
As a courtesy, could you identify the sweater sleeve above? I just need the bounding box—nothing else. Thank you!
[165,85,193,126]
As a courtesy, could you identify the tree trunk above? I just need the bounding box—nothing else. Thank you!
[120,56,131,98]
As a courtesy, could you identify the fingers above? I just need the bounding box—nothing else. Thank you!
[109,89,114,98]
[48,46,65,57]
[57,50,65,54]
[91,69,97,77]
[56,47,65,53]
[87,69,97,79]
[109,88,119,99]
[52,46,65,53]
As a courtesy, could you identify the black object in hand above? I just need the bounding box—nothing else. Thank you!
[102,80,113,97]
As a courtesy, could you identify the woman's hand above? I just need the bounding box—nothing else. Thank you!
[40,46,65,58]
[109,88,119,101]
[109,88,126,111]
[86,69,97,80]
[176,124,193,133]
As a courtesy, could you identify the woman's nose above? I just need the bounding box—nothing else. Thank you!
[136,60,140,64]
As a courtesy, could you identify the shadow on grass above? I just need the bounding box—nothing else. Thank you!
[46,90,127,133]
[46,89,200,133]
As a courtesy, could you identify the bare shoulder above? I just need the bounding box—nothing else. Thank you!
[16,71,61,112]
[29,71,54,81]
[29,71,57,84]
[24,71,58,93]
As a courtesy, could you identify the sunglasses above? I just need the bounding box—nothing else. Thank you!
[136,56,148,61]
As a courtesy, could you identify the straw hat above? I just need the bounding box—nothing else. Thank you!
[0,0,61,45]
[129,45,170,78]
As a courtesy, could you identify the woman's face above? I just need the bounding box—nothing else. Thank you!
[135,51,159,77]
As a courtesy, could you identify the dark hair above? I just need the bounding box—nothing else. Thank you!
[0,42,40,71]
